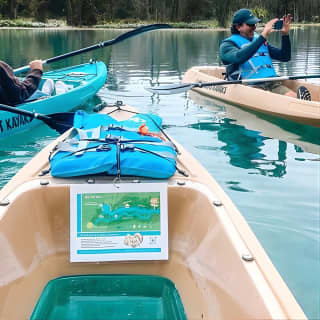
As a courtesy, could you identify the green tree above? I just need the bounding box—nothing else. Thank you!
[30,0,49,22]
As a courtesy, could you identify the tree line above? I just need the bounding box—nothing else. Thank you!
[0,0,319,27]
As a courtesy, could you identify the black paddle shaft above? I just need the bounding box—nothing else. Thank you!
[47,24,170,64]
[14,24,171,74]
[147,74,320,95]
[0,104,75,134]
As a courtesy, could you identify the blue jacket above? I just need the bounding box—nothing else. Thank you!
[220,34,291,80]
[222,33,277,79]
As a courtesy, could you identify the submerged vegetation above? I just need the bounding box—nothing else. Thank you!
[0,0,319,28]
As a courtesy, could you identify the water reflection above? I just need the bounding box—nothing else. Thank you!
[189,91,320,156]
[0,29,113,70]
[189,118,289,178]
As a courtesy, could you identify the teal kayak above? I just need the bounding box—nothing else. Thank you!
[0,61,107,140]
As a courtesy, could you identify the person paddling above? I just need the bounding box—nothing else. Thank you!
[219,9,311,100]
[0,60,46,105]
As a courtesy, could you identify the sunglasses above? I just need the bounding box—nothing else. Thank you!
[246,23,256,27]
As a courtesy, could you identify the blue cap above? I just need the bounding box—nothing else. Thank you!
[232,9,261,25]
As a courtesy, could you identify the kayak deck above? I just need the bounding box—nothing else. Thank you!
[0,105,306,320]
[183,66,320,127]
[38,62,105,91]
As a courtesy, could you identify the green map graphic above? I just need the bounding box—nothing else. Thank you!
[81,192,161,233]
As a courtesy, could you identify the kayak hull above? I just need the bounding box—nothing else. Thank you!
[0,61,107,139]
[183,66,320,127]
[0,105,306,320]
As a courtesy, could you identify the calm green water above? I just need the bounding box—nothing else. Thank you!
[0,27,319,319]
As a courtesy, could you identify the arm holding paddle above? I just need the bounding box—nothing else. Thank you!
[1,24,170,107]
[0,60,43,105]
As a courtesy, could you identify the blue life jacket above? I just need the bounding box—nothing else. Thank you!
[224,33,277,80]
[49,110,178,179]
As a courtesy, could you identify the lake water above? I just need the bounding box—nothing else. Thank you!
[0,26,319,319]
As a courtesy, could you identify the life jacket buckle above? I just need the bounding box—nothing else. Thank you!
[97,144,111,152]
[120,144,134,151]
[105,134,119,142]
[108,124,124,131]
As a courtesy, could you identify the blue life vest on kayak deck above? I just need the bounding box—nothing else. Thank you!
[49,110,178,179]
[224,33,278,80]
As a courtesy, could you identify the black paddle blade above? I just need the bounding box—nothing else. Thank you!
[109,24,172,46]
[42,112,75,134]
[0,103,74,134]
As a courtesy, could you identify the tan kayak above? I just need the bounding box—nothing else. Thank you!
[183,66,320,127]
[189,90,320,155]
[0,105,306,319]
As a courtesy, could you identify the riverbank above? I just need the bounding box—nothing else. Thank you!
[1,18,319,30]
[0,19,217,29]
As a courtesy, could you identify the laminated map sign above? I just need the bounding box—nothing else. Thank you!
[70,183,168,262]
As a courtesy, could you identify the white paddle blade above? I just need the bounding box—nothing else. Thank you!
[145,83,195,95]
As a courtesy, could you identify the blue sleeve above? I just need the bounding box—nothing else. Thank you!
[268,35,291,62]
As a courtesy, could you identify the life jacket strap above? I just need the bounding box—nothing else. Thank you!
[62,133,176,148]
[105,105,180,153]
[52,137,178,160]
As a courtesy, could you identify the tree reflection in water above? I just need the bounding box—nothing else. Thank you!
[189,119,288,178]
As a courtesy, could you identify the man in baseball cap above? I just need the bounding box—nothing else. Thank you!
[232,8,261,25]
[219,10,304,99]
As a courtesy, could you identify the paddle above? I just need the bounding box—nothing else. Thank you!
[0,104,74,134]
[14,23,171,75]
[145,74,320,95]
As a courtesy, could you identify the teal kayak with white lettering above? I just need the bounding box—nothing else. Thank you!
[0,61,107,140]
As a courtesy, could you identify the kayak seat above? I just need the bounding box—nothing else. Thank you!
[55,80,69,95]
[30,274,187,320]
[41,79,70,96]
[41,79,55,95]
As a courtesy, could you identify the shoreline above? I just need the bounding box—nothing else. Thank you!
[1,21,320,31]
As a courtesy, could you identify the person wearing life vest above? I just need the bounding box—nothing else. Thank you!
[220,9,311,100]
[0,60,43,105]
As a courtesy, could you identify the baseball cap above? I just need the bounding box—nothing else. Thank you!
[232,9,261,25]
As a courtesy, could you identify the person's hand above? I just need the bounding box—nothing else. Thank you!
[29,60,43,71]
[281,14,292,35]
[261,18,278,39]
